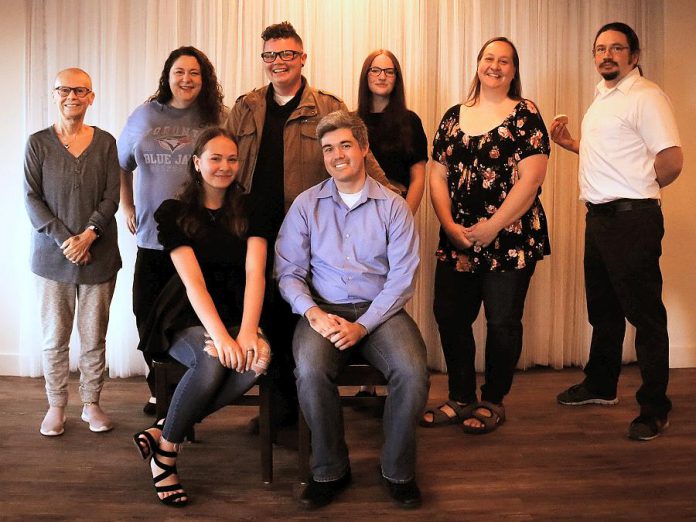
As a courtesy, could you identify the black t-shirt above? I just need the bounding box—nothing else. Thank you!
[247,81,305,237]
[363,110,428,190]
[137,198,267,355]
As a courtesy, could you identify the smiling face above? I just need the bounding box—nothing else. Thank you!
[193,135,240,196]
[262,37,306,96]
[593,29,638,86]
[53,69,94,121]
[168,55,202,109]
[367,53,396,99]
[477,40,516,92]
[320,127,369,193]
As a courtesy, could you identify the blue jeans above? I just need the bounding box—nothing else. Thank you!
[293,303,429,483]
[163,326,262,443]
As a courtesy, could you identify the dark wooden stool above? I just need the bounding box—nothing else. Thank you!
[153,356,274,484]
[298,362,388,483]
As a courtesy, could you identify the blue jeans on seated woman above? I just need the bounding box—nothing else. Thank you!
[162,325,263,443]
[293,303,429,484]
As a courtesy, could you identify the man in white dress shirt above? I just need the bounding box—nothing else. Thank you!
[550,22,683,441]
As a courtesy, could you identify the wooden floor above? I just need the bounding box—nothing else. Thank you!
[2,366,695,520]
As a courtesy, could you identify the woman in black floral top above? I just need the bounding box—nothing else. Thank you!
[422,37,550,433]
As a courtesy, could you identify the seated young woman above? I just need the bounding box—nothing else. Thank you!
[132,127,271,507]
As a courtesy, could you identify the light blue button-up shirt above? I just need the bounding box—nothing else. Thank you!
[275,175,420,333]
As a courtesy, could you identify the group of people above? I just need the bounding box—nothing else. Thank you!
[24,19,682,510]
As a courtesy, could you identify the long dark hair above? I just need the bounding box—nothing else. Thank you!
[148,46,226,125]
[465,37,522,106]
[177,127,247,239]
[357,49,412,154]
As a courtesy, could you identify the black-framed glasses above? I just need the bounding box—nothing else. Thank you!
[54,86,92,98]
[367,66,396,78]
[260,50,302,63]
[592,45,629,56]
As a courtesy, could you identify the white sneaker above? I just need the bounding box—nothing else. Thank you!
[40,407,66,436]
[81,403,114,433]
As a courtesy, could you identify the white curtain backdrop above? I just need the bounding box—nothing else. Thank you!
[18,0,664,377]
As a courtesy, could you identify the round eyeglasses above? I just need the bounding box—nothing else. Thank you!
[260,50,302,63]
[54,86,92,98]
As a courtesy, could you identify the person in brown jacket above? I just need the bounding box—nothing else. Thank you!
[226,21,390,434]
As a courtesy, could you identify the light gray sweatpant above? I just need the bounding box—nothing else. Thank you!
[36,275,117,407]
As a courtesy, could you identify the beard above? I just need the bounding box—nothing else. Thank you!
[600,60,619,81]
[601,70,619,81]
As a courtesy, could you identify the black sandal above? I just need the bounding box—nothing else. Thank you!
[151,445,188,507]
[133,418,165,461]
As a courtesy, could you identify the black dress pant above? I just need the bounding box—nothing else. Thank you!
[582,202,671,419]
[433,260,536,405]
[133,247,177,395]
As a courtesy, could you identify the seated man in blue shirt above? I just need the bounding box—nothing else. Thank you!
[275,110,428,510]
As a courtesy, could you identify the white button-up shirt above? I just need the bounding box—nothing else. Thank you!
[579,67,681,204]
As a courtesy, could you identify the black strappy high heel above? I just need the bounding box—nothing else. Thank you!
[132,418,165,461]
[151,445,188,507]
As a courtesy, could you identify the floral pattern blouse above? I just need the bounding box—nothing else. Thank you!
[432,100,551,273]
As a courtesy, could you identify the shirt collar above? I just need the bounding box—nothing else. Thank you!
[595,66,641,97]
[315,175,387,206]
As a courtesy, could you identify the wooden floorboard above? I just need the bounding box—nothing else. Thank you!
[1,365,695,520]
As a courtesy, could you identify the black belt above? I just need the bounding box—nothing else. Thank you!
[585,198,659,215]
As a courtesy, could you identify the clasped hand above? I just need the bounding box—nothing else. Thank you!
[306,307,367,350]
[203,330,271,375]
[446,219,499,250]
[61,230,95,265]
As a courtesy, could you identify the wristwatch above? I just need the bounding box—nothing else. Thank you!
[88,225,102,238]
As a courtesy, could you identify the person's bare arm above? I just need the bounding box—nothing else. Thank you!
[654,146,683,188]
[120,169,136,234]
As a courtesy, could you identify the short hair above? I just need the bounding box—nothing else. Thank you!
[316,110,369,150]
[261,21,303,47]
[594,22,642,73]
[465,36,522,106]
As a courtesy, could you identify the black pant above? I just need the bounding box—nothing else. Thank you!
[433,260,536,405]
[583,203,671,418]
[133,247,177,395]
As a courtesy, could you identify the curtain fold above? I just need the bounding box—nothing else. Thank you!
[19,0,662,377]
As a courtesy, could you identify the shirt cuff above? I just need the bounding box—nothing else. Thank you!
[293,295,319,318]
[356,309,382,335]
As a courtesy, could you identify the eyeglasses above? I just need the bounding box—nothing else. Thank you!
[54,86,92,98]
[592,45,629,56]
[260,50,302,63]
[367,66,396,78]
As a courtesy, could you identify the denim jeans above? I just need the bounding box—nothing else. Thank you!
[293,303,428,483]
[163,325,262,443]
[433,261,536,405]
